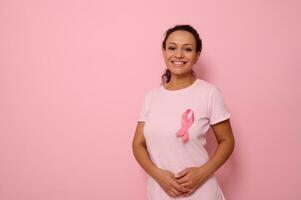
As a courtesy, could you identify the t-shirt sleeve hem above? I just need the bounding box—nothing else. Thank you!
[210,113,231,125]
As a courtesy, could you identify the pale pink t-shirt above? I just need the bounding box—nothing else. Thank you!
[137,78,231,200]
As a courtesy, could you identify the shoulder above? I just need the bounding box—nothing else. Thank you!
[197,79,220,94]
[145,83,163,96]
[142,86,161,101]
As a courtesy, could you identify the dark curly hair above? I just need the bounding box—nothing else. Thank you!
[161,24,202,84]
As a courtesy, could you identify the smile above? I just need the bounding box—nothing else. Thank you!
[172,61,187,66]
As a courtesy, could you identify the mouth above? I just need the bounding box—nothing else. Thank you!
[171,61,187,66]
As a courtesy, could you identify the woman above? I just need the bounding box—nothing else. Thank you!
[132,24,235,199]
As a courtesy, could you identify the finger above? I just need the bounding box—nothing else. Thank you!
[175,168,190,178]
[182,190,193,197]
[176,176,189,184]
[170,186,185,198]
[180,181,193,188]
[175,168,191,178]
[172,182,188,193]
[170,180,187,193]
[174,172,186,179]
[182,187,197,197]
[170,187,182,197]
[165,188,176,198]
[167,192,175,198]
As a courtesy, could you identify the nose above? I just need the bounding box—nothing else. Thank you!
[175,49,184,58]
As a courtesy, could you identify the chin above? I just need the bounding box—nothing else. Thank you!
[169,70,191,76]
[168,67,191,75]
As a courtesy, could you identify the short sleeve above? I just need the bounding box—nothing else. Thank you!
[137,90,152,122]
[208,87,231,125]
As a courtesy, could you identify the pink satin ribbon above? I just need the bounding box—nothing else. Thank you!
[176,109,195,142]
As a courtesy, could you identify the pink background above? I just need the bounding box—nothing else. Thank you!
[1,0,300,199]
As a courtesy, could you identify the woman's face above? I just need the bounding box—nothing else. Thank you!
[162,30,200,76]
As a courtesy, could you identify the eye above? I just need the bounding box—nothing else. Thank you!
[168,46,176,51]
[185,48,192,52]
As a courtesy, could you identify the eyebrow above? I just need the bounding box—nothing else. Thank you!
[167,42,193,46]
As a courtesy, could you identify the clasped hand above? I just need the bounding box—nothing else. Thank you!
[155,166,212,198]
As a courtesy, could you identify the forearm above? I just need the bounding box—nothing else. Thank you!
[132,144,160,179]
[202,139,235,175]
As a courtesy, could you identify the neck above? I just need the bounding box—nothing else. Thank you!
[165,74,196,90]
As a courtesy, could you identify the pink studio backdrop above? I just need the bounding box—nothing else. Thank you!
[0,0,300,199]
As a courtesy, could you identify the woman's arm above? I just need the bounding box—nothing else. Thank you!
[132,122,188,197]
[169,119,235,197]
[202,119,235,174]
[132,122,160,178]
[132,119,234,197]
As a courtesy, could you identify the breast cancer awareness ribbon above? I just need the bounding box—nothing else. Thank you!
[176,109,195,143]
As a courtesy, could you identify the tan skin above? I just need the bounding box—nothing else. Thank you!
[132,30,235,198]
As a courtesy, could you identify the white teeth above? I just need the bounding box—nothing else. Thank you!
[173,61,185,65]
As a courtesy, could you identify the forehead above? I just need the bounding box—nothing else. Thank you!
[166,30,195,45]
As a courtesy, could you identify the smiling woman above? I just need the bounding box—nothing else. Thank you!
[161,25,202,85]
[132,24,235,200]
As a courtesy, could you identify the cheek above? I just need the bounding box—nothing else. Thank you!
[163,54,169,61]
[163,51,170,58]
[163,55,172,65]
[188,55,197,62]
[165,52,174,59]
